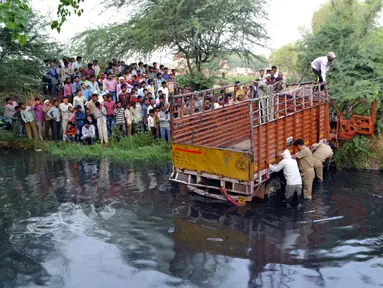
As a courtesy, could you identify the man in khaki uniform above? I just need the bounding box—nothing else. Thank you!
[311,140,333,182]
[293,138,315,200]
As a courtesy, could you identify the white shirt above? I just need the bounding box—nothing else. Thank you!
[82,125,95,138]
[269,158,302,186]
[311,56,333,82]
[158,87,169,101]
[148,115,155,127]
[214,103,222,109]
[73,62,84,70]
[59,103,73,121]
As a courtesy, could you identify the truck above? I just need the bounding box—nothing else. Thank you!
[169,82,375,204]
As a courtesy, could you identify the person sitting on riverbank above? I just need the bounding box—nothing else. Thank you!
[81,121,96,145]
[64,122,76,142]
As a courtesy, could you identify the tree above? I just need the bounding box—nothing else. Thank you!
[0,0,84,45]
[297,0,383,104]
[0,12,61,99]
[269,42,300,79]
[73,0,268,75]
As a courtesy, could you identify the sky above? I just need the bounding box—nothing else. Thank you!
[31,0,329,59]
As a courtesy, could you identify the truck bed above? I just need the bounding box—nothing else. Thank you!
[228,139,251,151]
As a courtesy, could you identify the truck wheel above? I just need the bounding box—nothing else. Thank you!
[265,178,283,197]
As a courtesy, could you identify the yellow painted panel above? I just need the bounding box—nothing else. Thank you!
[172,143,253,181]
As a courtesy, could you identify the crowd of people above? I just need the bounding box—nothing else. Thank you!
[3,58,186,144]
[2,56,290,145]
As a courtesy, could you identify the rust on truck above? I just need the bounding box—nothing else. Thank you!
[169,81,374,202]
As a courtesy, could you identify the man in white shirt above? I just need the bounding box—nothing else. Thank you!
[81,121,96,144]
[268,149,303,207]
[59,96,73,141]
[311,52,336,85]
[72,56,84,70]
[213,98,223,109]
[157,81,169,101]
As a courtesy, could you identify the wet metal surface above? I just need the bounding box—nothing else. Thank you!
[1,151,383,287]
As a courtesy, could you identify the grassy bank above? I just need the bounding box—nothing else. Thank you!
[333,136,383,170]
[0,131,171,162]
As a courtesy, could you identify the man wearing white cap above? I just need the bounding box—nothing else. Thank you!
[267,149,303,207]
[311,52,336,85]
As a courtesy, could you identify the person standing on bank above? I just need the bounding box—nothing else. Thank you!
[292,139,315,200]
[311,52,336,87]
[311,140,334,182]
[47,99,62,142]
[267,149,303,207]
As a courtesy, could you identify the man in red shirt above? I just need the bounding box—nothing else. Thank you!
[84,63,95,80]
[103,94,116,136]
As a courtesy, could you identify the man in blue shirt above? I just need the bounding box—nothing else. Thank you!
[80,83,92,102]
[162,67,170,80]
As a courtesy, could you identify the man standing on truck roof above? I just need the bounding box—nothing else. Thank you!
[268,150,303,207]
[292,139,315,200]
[311,140,334,182]
[311,52,336,85]
[257,74,274,122]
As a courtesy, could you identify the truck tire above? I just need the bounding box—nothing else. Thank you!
[265,177,283,197]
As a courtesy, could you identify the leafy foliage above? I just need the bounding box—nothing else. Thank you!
[0,12,61,101]
[0,0,84,45]
[73,0,268,74]
[296,0,383,115]
[0,0,29,45]
[269,42,301,79]
[303,0,383,169]
[52,0,85,33]
[333,136,375,169]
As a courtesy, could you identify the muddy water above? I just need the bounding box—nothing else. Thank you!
[1,150,383,287]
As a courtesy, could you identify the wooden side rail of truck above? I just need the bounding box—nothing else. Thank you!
[169,82,374,203]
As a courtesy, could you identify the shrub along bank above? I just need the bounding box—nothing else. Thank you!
[0,132,171,162]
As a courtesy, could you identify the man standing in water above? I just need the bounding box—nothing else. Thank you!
[311,140,334,182]
[311,52,336,86]
[268,150,303,207]
[293,139,315,200]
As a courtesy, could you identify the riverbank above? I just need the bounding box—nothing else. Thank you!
[333,136,383,170]
[0,132,171,162]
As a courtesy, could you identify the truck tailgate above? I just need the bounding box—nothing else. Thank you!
[172,143,254,181]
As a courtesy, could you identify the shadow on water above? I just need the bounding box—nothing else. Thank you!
[1,150,383,287]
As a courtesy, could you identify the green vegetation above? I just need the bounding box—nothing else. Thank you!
[269,42,300,80]
[73,0,268,75]
[0,11,61,101]
[0,132,171,162]
[0,0,84,44]
[270,0,383,169]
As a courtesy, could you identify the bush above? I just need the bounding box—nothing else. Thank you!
[334,136,376,169]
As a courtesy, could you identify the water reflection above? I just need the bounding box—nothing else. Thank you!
[1,151,383,287]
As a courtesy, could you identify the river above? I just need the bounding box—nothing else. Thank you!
[0,151,383,288]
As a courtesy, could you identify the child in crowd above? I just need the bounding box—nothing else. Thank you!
[64,122,76,142]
